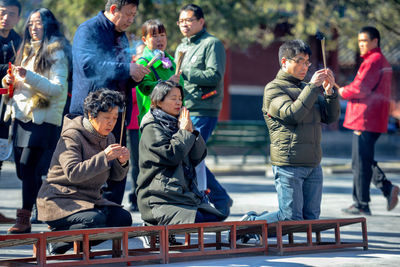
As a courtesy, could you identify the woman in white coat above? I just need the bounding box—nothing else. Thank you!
[2,8,69,234]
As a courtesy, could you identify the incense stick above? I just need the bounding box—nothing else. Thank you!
[175,51,186,75]
[10,40,16,56]
[119,106,126,145]
[321,38,327,70]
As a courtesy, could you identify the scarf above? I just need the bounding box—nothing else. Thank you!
[151,108,179,136]
[151,108,207,202]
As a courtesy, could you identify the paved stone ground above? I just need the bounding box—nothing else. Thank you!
[0,155,399,266]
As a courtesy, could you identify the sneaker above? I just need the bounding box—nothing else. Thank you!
[342,204,371,216]
[387,185,399,211]
[240,211,258,221]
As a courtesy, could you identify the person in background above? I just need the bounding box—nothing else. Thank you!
[2,8,69,234]
[131,20,183,212]
[175,4,232,219]
[127,42,144,212]
[241,40,340,242]
[70,0,150,206]
[0,0,21,224]
[37,89,132,255]
[339,26,398,215]
[136,80,225,229]
[136,19,182,126]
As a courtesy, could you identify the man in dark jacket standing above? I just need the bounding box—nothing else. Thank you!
[339,26,398,215]
[175,4,232,219]
[0,0,21,224]
[70,0,149,205]
[242,40,340,225]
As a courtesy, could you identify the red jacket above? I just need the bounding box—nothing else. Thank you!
[341,47,392,133]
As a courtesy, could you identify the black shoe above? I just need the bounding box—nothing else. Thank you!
[168,234,182,246]
[387,185,399,211]
[342,204,371,216]
[47,242,73,255]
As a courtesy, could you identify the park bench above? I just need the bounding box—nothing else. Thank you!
[206,120,270,164]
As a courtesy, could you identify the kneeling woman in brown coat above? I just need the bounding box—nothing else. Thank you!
[136,81,225,226]
[36,89,132,254]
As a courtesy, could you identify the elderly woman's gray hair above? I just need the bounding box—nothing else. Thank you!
[83,89,125,118]
[150,80,183,108]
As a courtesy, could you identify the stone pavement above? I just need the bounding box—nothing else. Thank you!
[0,155,399,266]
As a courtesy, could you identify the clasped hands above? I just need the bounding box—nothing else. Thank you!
[310,68,335,95]
[179,107,193,133]
[105,144,130,165]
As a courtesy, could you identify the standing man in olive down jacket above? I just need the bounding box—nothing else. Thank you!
[241,40,340,225]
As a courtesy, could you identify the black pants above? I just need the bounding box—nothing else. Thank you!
[14,147,46,211]
[46,206,132,251]
[352,131,392,206]
[46,206,132,231]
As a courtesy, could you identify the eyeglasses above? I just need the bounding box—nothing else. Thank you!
[288,57,312,67]
[176,17,198,26]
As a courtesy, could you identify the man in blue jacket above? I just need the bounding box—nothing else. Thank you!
[70,0,149,205]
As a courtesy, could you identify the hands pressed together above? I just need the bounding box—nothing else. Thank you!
[104,143,130,165]
[179,107,193,132]
[310,68,336,95]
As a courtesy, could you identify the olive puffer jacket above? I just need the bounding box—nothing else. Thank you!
[262,70,340,167]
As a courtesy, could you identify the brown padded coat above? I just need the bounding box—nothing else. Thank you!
[37,114,128,222]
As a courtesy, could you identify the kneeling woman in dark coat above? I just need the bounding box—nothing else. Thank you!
[137,81,225,225]
[37,89,132,254]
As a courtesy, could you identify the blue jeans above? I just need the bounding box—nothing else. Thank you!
[255,165,323,223]
[191,116,231,217]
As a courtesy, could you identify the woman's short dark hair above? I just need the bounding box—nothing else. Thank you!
[83,89,125,118]
[141,19,166,38]
[278,40,312,67]
[150,80,183,108]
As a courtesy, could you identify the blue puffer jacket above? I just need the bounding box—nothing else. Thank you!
[70,11,138,116]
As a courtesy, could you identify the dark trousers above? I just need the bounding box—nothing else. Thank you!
[352,131,392,206]
[14,147,46,211]
[46,206,132,251]
[128,129,139,205]
[46,206,132,231]
[103,115,127,205]
[195,210,224,223]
